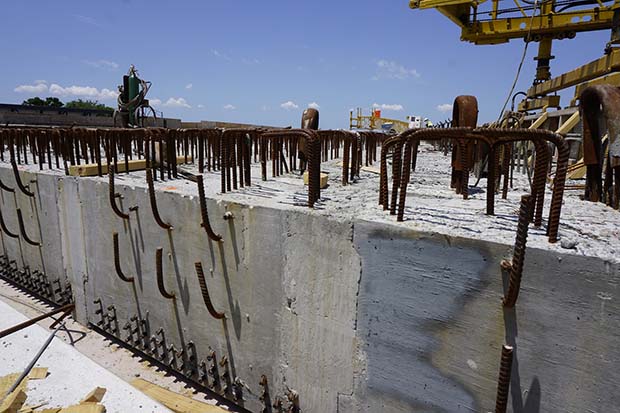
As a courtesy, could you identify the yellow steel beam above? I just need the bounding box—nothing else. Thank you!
[527,49,620,97]
[462,8,617,44]
[528,111,549,129]
[518,95,561,111]
[574,72,620,98]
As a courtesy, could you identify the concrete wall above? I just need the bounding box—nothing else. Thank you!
[0,165,617,412]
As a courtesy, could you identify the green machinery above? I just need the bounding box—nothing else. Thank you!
[115,65,157,128]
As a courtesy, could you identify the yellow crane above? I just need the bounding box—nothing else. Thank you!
[408,0,620,110]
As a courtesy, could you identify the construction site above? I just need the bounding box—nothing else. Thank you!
[0,1,619,413]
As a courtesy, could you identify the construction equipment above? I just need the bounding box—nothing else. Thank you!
[115,65,157,128]
[408,0,620,109]
[350,108,413,133]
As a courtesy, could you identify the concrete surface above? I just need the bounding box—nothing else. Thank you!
[0,297,172,412]
[0,144,618,412]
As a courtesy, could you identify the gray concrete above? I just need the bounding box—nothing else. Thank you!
[0,163,617,413]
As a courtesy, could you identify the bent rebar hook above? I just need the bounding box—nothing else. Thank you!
[11,161,34,197]
[0,206,18,238]
[155,247,175,299]
[146,169,173,230]
[109,167,130,219]
[196,175,222,242]
[194,262,225,320]
[0,178,14,193]
[113,232,134,283]
[16,208,40,246]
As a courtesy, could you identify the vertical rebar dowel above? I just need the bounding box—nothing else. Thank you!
[503,194,532,308]
[494,345,514,413]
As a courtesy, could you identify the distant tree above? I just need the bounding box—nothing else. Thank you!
[22,97,46,106]
[22,96,64,107]
[44,97,63,108]
[65,99,114,114]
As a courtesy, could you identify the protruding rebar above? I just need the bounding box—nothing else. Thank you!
[109,167,130,220]
[196,175,222,242]
[11,161,34,197]
[194,262,225,319]
[113,232,134,283]
[16,208,40,246]
[503,194,532,308]
[494,345,514,413]
[146,169,172,230]
[155,248,175,299]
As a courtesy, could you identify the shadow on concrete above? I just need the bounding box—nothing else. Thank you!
[167,231,190,314]
[502,268,541,413]
[227,219,240,270]
[217,242,242,340]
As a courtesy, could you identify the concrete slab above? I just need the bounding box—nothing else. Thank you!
[0,299,172,413]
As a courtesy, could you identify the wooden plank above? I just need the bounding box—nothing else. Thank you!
[79,388,106,404]
[0,390,27,413]
[27,368,48,380]
[527,111,549,130]
[69,156,193,177]
[131,379,227,413]
[57,403,105,413]
[555,111,580,135]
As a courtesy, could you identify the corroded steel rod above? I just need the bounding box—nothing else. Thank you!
[113,232,134,283]
[146,169,172,230]
[155,247,175,299]
[194,262,225,319]
[494,345,514,413]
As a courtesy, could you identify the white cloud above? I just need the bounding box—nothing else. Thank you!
[436,103,453,113]
[308,102,320,110]
[14,81,48,94]
[223,104,236,110]
[163,97,191,108]
[211,49,231,61]
[280,101,299,110]
[150,98,162,106]
[73,14,103,28]
[185,83,193,89]
[48,83,118,100]
[83,59,119,70]
[372,103,404,111]
[241,58,261,65]
[374,60,420,80]
[197,104,205,109]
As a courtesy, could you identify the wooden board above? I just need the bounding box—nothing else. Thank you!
[69,156,194,177]
[28,368,48,380]
[131,379,227,413]
[79,388,106,404]
[0,390,27,413]
[302,172,329,189]
[57,403,104,413]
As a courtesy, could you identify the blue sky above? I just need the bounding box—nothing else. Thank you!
[0,1,608,129]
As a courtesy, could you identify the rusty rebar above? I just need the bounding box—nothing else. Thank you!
[0,178,14,193]
[16,208,40,246]
[196,175,222,242]
[503,194,532,308]
[108,167,130,220]
[113,232,134,283]
[11,160,34,197]
[155,247,175,299]
[494,345,514,413]
[146,169,172,230]
[0,206,18,239]
[194,262,225,320]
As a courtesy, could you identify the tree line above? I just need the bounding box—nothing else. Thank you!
[22,97,114,114]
